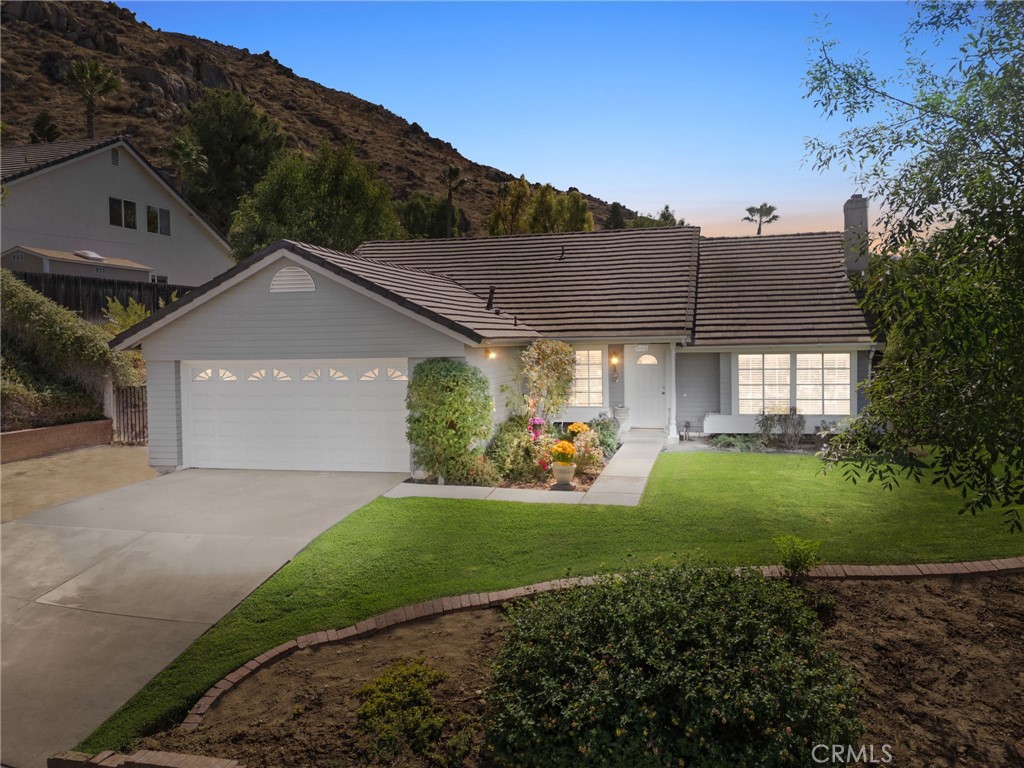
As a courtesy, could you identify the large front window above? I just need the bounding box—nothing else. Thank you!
[738,354,790,414]
[570,348,603,407]
[797,353,851,415]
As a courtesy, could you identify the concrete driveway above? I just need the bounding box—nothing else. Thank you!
[0,469,403,768]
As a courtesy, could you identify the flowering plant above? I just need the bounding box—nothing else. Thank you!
[528,417,546,441]
[567,422,590,436]
[551,440,576,464]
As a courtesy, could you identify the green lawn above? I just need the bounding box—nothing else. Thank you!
[80,451,1023,753]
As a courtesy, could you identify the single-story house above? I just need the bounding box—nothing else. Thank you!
[1,245,153,281]
[1,135,233,285]
[111,195,874,473]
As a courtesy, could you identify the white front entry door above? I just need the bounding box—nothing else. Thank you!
[625,344,668,428]
[183,359,410,471]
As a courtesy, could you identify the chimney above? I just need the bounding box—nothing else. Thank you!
[843,194,869,274]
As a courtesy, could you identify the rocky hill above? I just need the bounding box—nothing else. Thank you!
[0,0,626,235]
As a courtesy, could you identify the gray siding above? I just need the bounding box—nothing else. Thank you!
[608,344,625,409]
[141,259,466,361]
[146,359,181,467]
[718,353,733,415]
[676,353,721,433]
[464,346,523,425]
[856,349,871,414]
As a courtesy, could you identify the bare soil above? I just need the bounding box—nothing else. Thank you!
[0,445,157,522]
[145,574,1024,768]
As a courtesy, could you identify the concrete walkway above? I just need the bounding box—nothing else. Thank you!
[384,432,666,506]
[0,469,403,768]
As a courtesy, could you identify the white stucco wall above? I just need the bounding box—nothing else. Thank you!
[1,145,232,285]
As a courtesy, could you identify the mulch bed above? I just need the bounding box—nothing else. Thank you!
[143,574,1024,768]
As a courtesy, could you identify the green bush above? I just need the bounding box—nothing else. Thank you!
[444,453,502,487]
[406,358,493,484]
[1,270,136,394]
[572,428,605,475]
[486,414,545,483]
[356,658,477,766]
[773,535,824,586]
[520,340,575,421]
[487,565,861,768]
[756,409,806,450]
[708,433,761,452]
[587,413,619,457]
[1,353,102,431]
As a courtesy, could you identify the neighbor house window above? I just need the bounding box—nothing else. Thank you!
[150,274,168,284]
[570,348,604,407]
[738,353,791,414]
[796,353,851,415]
[109,197,137,229]
[147,205,171,236]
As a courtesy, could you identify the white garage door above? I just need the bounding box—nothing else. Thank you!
[184,359,410,471]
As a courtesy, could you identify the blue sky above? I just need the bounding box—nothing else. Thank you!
[121,1,928,236]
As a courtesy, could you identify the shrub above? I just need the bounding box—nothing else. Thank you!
[587,413,619,457]
[486,414,545,483]
[572,429,605,475]
[773,535,824,586]
[708,433,761,452]
[1,355,102,431]
[356,658,478,766]
[487,565,862,768]
[756,408,806,450]
[406,359,493,483]
[520,340,575,421]
[444,453,501,487]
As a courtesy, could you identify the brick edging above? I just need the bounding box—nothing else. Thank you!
[180,557,1024,732]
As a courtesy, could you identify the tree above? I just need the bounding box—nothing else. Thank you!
[230,144,405,260]
[169,89,285,234]
[604,202,627,230]
[29,111,61,143]
[439,164,466,238]
[741,203,779,235]
[630,204,683,228]
[806,1,1024,531]
[488,175,533,236]
[558,189,595,232]
[528,184,561,234]
[64,59,120,139]
[399,192,454,239]
[520,340,576,422]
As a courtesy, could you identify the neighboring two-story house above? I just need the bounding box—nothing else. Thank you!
[1,135,232,286]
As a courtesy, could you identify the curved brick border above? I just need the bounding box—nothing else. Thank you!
[180,557,1024,732]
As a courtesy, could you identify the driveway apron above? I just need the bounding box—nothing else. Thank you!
[0,469,403,768]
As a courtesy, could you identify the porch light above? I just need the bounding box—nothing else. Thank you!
[487,349,498,360]
[610,353,620,382]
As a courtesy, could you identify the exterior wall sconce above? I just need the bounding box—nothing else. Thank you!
[487,349,498,360]
[610,353,620,382]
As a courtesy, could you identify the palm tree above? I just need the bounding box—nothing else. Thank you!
[65,59,120,139]
[742,203,780,235]
[440,164,466,237]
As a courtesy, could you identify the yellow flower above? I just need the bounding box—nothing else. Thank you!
[551,440,576,463]
[568,422,590,434]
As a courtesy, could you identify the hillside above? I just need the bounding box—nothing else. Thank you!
[0,1,627,235]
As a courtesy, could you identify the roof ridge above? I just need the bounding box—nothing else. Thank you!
[700,231,842,242]
[359,225,700,249]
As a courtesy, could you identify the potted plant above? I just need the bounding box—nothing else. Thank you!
[550,440,577,489]
[528,417,546,441]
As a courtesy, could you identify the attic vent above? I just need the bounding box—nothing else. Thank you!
[270,266,315,293]
[74,250,105,262]
[111,148,119,166]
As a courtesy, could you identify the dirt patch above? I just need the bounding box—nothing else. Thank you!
[145,575,1024,768]
[0,445,157,522]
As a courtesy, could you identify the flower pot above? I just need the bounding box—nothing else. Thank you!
[551,462,576,489]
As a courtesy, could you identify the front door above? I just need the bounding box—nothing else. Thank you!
[625,344,667,428]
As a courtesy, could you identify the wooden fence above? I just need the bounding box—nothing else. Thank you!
[10,272,192,321]
[112,385,148,445]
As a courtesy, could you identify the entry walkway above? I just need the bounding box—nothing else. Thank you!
[384,431,667,506]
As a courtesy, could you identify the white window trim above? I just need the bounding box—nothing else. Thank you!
[731,351,858,418]
[564,344,609,420]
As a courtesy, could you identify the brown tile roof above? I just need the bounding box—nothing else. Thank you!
[0,136,117,181]
[5,246,152,272]
[286,241,540,342]
[693,232,871,346]
[356,227,700,339]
